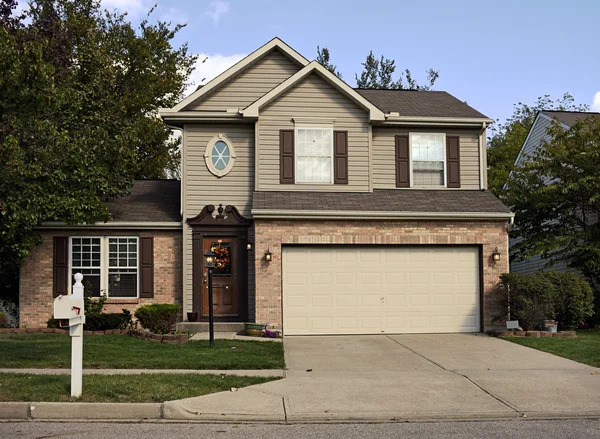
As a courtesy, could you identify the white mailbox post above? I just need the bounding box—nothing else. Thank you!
[53,273,86,398]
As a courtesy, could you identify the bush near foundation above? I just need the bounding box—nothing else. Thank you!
[134,304,180,334]
[497,272,594,330]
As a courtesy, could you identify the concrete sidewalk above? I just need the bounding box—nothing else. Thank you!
[0,368,283,377]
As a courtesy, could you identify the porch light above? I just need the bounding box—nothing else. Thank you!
[492,247,501,262]
[246,238,254,251]
[204,251,216,268]
[264,249,272,262]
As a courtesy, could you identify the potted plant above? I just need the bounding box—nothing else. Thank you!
[544,319,558,333]
[187,312,199,322]
[244,322,265,336]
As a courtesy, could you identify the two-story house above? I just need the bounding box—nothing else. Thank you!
[20,38,513,335]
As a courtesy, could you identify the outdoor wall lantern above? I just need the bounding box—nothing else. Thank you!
[264,249,272,262]
[492,247,501,262]
[203,250,217,346]
[246,238,254,251]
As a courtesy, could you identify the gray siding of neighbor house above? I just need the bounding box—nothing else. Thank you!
[257,72,371,192]
[182,123,255,318]
[371,127,482,189]
[510,114,559,275]
[185,49,302,111]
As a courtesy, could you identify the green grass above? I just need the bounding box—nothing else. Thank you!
[504,329,600,367]
[0,334,284,369]
[0,373,277,402]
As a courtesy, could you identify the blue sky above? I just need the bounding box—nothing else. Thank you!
[100,0,600,122]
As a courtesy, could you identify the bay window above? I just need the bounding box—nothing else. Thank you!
[70,237,139,298]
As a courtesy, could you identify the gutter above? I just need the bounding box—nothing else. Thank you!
[39,221,183,230]
[383,115,494,126]
[251,209,514,221]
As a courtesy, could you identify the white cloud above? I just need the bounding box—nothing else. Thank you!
[592,91,600,112]
[205,0,230,25]
[160,7,187,24]
[101,0,149,16]
[185,53,246,95]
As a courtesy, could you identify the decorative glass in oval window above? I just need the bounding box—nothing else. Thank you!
[211,141,230,171]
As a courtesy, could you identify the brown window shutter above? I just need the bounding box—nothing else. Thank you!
[280,130,294,184]
[446,136,461,188]
[53,237,69,298]
[395,135,410,188]
[140,237,154,298]
[334,131,348,184]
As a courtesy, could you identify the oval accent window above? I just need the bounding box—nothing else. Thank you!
[205,135,236,177]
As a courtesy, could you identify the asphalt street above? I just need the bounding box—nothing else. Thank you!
[1,419,600,439]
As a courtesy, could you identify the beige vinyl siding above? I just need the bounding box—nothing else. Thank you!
[182,123,255,316]
[257,73,370,192]
[185,49,302,111]
[372,127,481,189]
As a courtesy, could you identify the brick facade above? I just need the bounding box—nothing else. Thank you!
[254,219,509,331]
[19,230,183,328]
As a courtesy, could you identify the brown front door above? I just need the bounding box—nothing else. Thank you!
[202,238,238,317]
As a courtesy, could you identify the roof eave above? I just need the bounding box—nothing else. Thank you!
[251,209,514,221]
[382,115,493,126]
[39,221,183,230]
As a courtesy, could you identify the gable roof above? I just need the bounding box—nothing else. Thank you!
[242,61,386,121]
[540,110,600,127]
[356,89,490,119]
[171,38,308,112]
[252,189,512,220]
[105,180,181,222]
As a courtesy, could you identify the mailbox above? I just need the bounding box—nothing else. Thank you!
[54,294,85,327]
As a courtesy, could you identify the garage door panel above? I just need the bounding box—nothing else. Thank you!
[283,246,480,335]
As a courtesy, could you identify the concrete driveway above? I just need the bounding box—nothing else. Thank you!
[165,334,600,421]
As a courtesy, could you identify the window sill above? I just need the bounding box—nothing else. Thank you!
[103,298,140,304]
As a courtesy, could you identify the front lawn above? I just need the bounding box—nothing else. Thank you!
[504,330,600,367]
[0,373,277,402]
[0,334,284,370]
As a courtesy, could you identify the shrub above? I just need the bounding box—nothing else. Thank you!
[47,318,60,328]
[0,298,19,328]
[497,273,556,330]
[0,312,8,328]
[134,304,180,334]
[84,310,132,331]
[542,272,594,330]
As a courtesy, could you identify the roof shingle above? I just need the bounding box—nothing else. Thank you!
[252,189,511,215]
[106,180,181,222]
[541,110,600,127]
[355,89,489,119]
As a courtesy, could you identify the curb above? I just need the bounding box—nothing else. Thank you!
[3,402,600,422]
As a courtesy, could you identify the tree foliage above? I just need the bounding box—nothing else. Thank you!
[0,0,196,286]
[355,50,438,90]
[315,46,438,90]
[506,115,600,292]
[487,94,589,196]
[316,46,341,79]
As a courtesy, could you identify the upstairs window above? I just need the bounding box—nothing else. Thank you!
[410,133,446,187]
[205,135,236,177]
[295,128,333,183]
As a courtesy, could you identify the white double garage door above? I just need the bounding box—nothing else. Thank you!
[282,245,481,335]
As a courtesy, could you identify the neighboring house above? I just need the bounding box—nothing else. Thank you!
[509,110,600,275]
[20,38,513,335]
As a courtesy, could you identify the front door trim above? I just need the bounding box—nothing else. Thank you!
[189,204,252,322]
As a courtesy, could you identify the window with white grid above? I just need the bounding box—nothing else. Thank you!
[70,237,139,298]
[411,133,446,187]
[295,128,333,183]
[108,238,138,298]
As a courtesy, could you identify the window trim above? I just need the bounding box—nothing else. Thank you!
[294,127,334,184]
[68,236,140,299]
[204,134,236,177]
[409,132,447,188]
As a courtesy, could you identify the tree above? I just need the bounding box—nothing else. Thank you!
[315,46,439,90]
[355,50,438,90]
[0,0,196,298]
[487,94,589,196]
[506,115,600,291]
[316,46,341,79]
